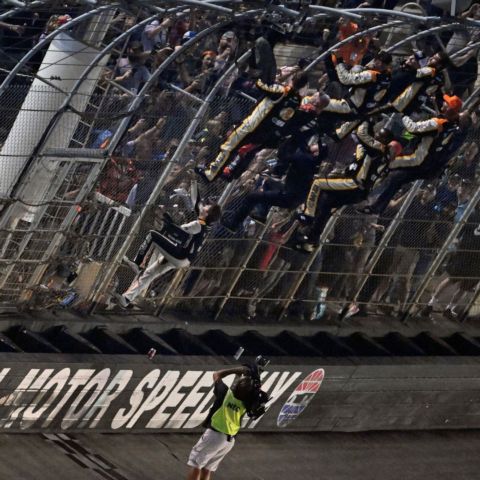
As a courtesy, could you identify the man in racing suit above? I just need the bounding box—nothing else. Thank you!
[293,121,401,252]
[361,94,467,215]
[332,50,393,140]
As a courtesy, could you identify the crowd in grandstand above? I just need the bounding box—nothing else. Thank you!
[2,1,480,320]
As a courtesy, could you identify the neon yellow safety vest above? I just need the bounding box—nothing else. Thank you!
[210,388,246,436]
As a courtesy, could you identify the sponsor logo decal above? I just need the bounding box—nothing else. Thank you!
[277,368,325,427]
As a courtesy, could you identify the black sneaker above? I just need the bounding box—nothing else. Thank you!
[296,212,314,225]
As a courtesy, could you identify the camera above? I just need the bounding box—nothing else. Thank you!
[255,355,270,370]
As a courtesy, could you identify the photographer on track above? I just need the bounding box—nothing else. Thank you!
[187,360,269,480]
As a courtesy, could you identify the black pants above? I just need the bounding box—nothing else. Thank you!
[369,169,424,214]
[309,189,365,243]
[228,190,303,229]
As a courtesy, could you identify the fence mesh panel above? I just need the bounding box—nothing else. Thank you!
[1,4,480,323]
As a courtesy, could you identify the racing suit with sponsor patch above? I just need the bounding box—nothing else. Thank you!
[367,114,462,214]
[334,61,391,140]
[202,79,300,181]
[302,121,389,244]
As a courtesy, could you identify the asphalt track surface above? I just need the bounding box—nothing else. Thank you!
[2,430,480,480]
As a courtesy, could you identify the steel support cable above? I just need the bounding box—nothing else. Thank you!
[344,7,440,23]
[402,186,480,322]
[450,40,480,61]
[140,0,233,14]
[0,2,46,21]
[0,3,124,97]
[307,5,362,21]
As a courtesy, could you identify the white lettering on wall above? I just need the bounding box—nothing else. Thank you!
[61,369,111,429]
[42,369,95,428]
[111,369,161,430]
[80,370,133,428]
[21,368,71,429]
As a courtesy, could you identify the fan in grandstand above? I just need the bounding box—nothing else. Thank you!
[116,185,221,308]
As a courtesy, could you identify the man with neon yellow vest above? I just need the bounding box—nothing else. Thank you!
[187,366,268,480]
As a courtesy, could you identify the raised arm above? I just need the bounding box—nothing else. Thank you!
[213,366,250,383]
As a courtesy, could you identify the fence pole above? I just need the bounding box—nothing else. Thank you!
[277,209,343,321]
[90,50,253,306]
[349,181,423,309]
[402,187,480,322]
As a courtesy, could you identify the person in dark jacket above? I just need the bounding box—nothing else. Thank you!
[118,198,221,307]
[221,142,326,231]
[294,123,401,252]
[360,97,469,215]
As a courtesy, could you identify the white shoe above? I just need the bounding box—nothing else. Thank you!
[123,256,140,275]
[114,293,131,309]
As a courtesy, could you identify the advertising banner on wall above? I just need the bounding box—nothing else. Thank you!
[0,355,478,432]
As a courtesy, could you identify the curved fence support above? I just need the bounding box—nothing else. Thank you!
[385,23,463,53]
[0,3,122,97]
[89,47,253,306]
[403,186,480,322]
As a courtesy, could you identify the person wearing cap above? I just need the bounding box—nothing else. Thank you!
[114,52,151,94]
[361,95,470,215]
[332,50,393,140]
[214,30,237,72]
[293,122,401,253]
[142,17,173,52]
[186,365,267,480]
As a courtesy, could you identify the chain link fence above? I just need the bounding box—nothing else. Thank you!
[1,3,480,324]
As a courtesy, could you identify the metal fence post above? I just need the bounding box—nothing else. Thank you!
[349,181,423,307]
[277,209,343,321]
[403,186,480,322]
[90,50,253,306]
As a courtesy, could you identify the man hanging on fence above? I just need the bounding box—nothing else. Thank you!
[117,183,221,308]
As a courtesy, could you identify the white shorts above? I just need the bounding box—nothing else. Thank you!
[187,429,235,472]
